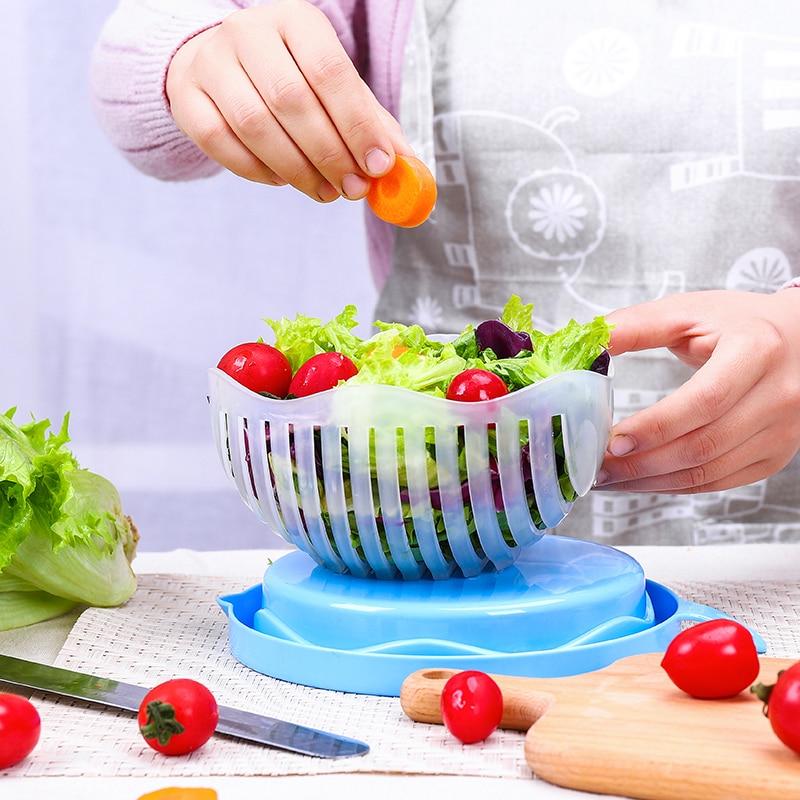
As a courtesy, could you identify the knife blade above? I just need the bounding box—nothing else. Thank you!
[0,654,368,759]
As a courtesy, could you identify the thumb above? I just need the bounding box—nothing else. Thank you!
[375,105,415,158]
[607,297,692,356]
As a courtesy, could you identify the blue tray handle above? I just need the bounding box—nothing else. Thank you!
[675,598,767,654]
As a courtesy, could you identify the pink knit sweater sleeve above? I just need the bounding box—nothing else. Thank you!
[91,0,358,181]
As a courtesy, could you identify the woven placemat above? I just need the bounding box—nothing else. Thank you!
[5,574,800,779]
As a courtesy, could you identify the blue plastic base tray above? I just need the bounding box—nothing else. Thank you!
[218,537,766,696]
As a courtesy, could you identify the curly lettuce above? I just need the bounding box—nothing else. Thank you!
[264,295,610,395]
[487,315,612,390]
[265,304,362,372]
[0,410,138,630]
[348,329,470,396]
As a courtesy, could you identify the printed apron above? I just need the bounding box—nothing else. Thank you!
[375,0,800,545]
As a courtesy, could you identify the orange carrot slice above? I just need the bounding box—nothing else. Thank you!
[138,789,217,800]
[367,155,437,228]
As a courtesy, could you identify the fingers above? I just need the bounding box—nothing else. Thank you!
[170,86,285,186]
[607,295,694,357]
[168,2,411,200]
[593,430,774,494]
[607,331,767,458]
[192,42,339,201]
[168,1,413,200]
[376,104,415,157]
[234,30,361,198]
[232,1,398,199]
[280,5,401,177]
[597,377,772,486]
[681,462,774,494]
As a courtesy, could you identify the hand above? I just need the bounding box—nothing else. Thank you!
[165,0,411,201]
[595,290,800,494]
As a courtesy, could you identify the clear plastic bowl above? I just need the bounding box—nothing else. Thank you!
[208,364,613,580]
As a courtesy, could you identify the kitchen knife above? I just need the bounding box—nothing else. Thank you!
[0,654,368,759]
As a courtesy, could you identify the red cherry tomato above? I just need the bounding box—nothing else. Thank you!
[753,662,800,756]
[446,369,509,402]
[217,342,292,397]
[661,619,760,699]
[289,352,358,397]
[138,679,219,756]
[0,694,41,769]
[440,670,504,744]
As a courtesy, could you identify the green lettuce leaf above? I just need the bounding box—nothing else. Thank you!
[0,410,76,572]
[0,572,77,630]
[265,305,362,371]
[7,469,138,606]
[486,352,554,390]
[500,295,536,337]
[451,326,479,359]
[535,316,612,373]
[372,321,445,356]
[487,315,612,389]
[0,411,137,630]
[347,329,468,396]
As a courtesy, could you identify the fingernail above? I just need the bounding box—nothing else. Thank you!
[595,469,610,486]
[609,435,636,457]
[365,148,391,176]
[342,173,369,199]
[317,181,339,202]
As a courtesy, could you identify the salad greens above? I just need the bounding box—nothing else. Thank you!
[266,305,362,372]
[258,297,611,566]
[266,295,611,396]
[0,410,138,630]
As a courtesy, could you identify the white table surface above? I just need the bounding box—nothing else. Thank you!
[3,544,799,800]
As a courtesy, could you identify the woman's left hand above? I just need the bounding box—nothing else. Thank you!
[596,289,800,493]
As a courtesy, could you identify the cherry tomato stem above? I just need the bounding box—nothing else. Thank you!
[752,663,800,755]
[138,679,218,756]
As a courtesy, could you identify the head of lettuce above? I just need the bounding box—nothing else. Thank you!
[0,409,137,630]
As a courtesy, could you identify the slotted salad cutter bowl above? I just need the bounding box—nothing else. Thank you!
[208,365,613,579]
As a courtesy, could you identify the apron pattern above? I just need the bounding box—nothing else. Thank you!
[419,108,686,331]
[726,247,793,293]
[669,24,800,189]
[563,28,641,98]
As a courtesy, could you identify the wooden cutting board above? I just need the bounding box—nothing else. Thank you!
[401,653,800,800]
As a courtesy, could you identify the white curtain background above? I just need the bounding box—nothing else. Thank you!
[0,1,375,550]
